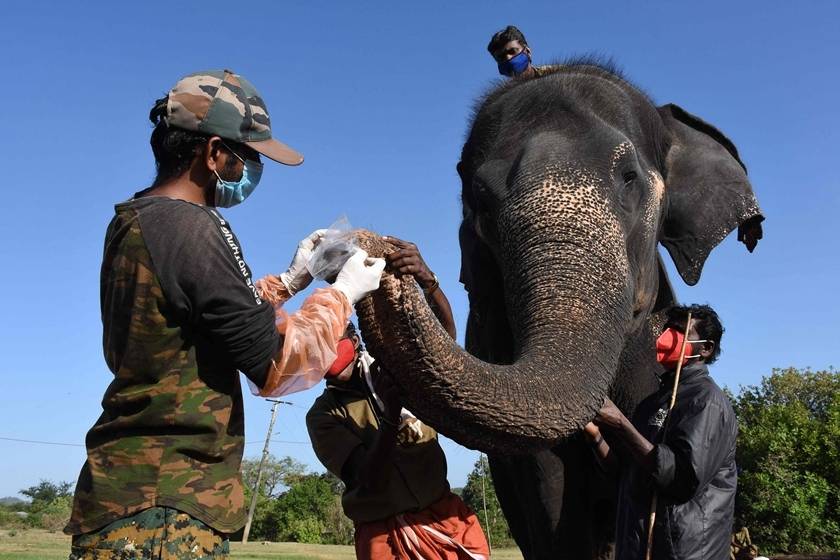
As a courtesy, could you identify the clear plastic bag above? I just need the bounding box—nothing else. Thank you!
[306,215,359,281]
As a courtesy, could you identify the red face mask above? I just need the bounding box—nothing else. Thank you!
[656,327,706,368]
[326,338,357,377]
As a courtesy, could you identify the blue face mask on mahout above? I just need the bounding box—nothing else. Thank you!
[498,50,530,76]
[214,144,264,208]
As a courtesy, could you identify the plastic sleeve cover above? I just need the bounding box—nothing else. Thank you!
[250,283,352,397]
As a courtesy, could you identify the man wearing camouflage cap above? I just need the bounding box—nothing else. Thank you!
[65,70,385,559]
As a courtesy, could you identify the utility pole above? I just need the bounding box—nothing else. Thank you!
[242,399,290,543]
[480,453,492,551]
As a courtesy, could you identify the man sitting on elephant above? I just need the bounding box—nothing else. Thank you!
[585,304,737,560]
[306,238,489,560]
[487,25,555,78]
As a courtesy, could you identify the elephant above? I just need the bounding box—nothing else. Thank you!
[354,59,763,559]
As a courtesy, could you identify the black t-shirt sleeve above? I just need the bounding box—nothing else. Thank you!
[138,199,279,386]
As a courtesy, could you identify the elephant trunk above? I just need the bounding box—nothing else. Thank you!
[356,171,633,453]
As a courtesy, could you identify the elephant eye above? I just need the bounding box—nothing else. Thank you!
[623,171,638,186]
[472,179,493,211]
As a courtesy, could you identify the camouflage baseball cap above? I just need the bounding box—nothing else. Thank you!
[165,69,303,165]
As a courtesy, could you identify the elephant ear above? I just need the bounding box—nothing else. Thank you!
[657,103,765,286]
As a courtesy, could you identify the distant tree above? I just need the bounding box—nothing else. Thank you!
[461,455,514,548]
[241,454,307,498]
[323,493,354,545]
[251,472,349,544]
[19,480,72,511]
[319,472,353,545]
[732,367,840,554]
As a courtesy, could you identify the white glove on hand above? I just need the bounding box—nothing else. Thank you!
[332,249,386,305]
[279,229,328,296]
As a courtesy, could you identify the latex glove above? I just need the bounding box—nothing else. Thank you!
[332,249,385,305]
[279,229,327,296]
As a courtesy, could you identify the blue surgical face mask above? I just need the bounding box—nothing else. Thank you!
[214,144,264,208]
[498,50,531,77]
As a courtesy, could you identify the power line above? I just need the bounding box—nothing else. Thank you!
[283,402,309,410]
[0,436,84,447]
[246,438,310,446]
[0,436,311,447]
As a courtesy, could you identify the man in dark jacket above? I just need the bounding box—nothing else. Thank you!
[585,304,738,560]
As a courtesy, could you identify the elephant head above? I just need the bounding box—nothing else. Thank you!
[356,61,763,453]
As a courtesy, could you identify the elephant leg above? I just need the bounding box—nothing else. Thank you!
[555,440,617,560]
[491,444,618,560]
[487,455,532,556]
[489,450,565,559]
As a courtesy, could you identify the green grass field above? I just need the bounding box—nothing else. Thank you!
[3,529,838,560]
[0,529,524,559]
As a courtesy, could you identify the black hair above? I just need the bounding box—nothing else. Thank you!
[343,321,358,339]
[665,304,724,364]
[487,25,528,54]
[148,95,213,187]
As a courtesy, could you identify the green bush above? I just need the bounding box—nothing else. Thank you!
[37,496,72,533]
[732,367,840,554]
[250,473,346,544]
[285,516,325,543]
[0,509,27,530]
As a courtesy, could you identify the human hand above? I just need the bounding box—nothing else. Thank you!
[383,236,436,291]
[331,249,386,305]
[583,421,602,442]
[279,229,327,296]
[593,398,627,432]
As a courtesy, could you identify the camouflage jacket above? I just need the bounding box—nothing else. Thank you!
[532,64,562,77]
[66,196,279,535]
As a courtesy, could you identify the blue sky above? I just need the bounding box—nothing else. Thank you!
[0,1,838,499]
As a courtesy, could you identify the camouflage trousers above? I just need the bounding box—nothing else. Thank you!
[69,507,230,559]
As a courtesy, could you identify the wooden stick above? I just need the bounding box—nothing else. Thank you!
[644,311,692,560]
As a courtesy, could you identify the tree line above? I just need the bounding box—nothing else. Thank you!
[1,367,836,554]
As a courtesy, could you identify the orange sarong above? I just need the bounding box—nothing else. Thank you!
[354,493,490,560]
